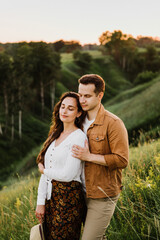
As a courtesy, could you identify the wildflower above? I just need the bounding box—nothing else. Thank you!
[155,154,160,166]
[15,197,21,211]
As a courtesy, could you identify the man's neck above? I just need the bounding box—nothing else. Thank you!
[87,103,101,121]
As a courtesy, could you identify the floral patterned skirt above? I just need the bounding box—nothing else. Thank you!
[44,180,86,240]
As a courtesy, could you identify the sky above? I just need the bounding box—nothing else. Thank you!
[0,0,160,45]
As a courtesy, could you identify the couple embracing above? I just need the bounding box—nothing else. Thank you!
[35,74,129,240]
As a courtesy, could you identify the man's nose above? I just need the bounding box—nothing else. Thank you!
[80,96,86,103]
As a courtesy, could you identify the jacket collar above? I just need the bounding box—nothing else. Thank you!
[89,104,105,127]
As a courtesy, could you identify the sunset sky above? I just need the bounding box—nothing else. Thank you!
[0,0,160,45]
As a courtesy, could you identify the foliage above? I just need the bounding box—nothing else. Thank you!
[73,50,92,74]
[99,30,137,72]
[99,30,160,82]
[53,40,81,53]
[134,71,158,85]
[0,112,49,182]
[136,36,160,48]
[0,42,61,182]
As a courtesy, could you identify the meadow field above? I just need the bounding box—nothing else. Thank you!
[0,139,160,240]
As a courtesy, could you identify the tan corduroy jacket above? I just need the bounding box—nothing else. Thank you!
[85,104,129,198]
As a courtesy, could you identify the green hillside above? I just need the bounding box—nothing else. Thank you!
[60,51,132,101]
[105,76,160,143]
[0,112,50,183]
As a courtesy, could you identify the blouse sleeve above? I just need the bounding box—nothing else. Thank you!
[43,133,86,182]
[37,174,47,205]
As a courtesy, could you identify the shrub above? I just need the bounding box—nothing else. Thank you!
[134,71,158,85]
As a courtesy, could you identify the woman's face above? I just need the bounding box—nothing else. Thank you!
[59,97,80,124]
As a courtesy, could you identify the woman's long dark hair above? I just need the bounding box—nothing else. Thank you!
[36,92,86,164]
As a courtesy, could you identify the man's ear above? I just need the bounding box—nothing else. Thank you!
[98,92,104,100]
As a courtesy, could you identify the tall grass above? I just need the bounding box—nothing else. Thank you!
[106,139,160,239]
[0,139,160,239]
[0,175,39,240]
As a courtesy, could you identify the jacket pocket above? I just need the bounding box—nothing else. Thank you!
[89,134,105,153]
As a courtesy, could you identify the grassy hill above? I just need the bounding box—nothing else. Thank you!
[0,139,160,240]
[60,51,132,102]
[104,75,160,143]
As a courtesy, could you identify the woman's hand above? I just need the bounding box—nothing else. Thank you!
[36,205,45,223]
[72,140,91,161]
[38,163,45,174]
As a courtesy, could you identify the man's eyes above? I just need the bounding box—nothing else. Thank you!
[79,95,91,98]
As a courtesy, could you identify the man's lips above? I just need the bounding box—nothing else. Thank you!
[81,105,87,107]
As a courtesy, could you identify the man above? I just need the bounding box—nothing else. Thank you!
[72,74,129,240]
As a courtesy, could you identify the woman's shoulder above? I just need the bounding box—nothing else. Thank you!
[71,129,87,143]
[75,129,86,138]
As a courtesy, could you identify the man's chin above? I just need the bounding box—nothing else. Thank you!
[81,105,88,111]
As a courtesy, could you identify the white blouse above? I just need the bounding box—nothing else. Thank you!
[37,129,87,205]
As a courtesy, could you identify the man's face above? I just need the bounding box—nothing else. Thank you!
[78,83,102,112]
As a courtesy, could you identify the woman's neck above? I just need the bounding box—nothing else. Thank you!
[63,123,77,133]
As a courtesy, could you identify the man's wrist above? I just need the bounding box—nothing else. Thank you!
[86,153,92,162]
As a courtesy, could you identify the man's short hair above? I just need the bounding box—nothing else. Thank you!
[78,74,105,94]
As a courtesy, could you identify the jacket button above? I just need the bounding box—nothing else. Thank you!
[96,137,99,140]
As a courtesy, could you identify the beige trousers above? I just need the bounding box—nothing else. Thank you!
[81,194,119,240]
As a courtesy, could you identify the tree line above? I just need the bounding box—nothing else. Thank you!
[0,42,61,140]
[99,30,160,83]
[0,32,160,142]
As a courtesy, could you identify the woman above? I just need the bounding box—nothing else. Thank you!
[36,92,87,240]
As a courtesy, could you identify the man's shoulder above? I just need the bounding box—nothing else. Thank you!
[103,109,121,122]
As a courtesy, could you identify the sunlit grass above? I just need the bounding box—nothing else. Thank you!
[0,139,160,239]
[61,53,73,63]
[106,77,160,131]
[0,175,39,240]
[60,50,103,64]
[107,139,160,239]
[82,50,103,59]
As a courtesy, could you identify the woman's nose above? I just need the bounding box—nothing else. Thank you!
[63,108,67,114]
